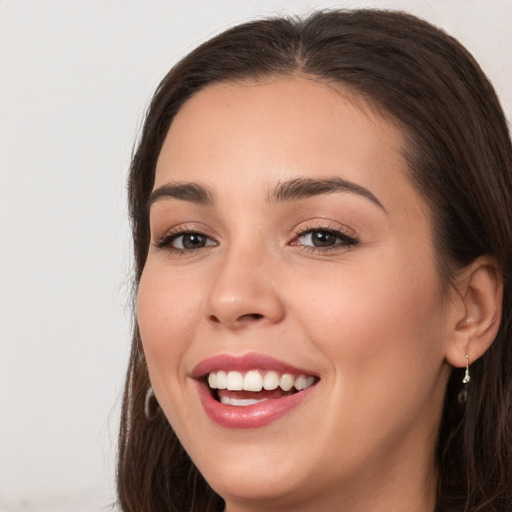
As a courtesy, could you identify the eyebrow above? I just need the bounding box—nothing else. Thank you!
[269,177,386,212]
[147,182,214,209]
[147,176,386,212]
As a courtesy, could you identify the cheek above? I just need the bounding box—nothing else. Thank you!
[290,261,448,458]
[137,265,199,378]
[294,256,446,392]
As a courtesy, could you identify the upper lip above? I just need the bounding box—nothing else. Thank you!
[191,353,318,379]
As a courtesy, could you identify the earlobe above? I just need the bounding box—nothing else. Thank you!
[444,256,503,369]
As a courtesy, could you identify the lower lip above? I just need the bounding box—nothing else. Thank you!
[195,381,316,429]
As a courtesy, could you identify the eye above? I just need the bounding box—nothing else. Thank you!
[155,230,217,253]
[173,232,214,249]
[292,226,358,251]
[299,230,340,247]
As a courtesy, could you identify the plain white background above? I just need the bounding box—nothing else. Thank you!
[1,1,510,511]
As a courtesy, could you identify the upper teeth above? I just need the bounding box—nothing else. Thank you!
[207,370,315,392]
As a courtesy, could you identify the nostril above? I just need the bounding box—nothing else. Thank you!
[208,312,264,326]
[240,313,264,321]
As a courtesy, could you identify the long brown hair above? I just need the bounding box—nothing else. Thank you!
[118,10,512,511]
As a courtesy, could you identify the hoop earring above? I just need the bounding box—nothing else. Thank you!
[144,386,159,421]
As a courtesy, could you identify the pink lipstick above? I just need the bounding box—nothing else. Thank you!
[191,353,319,429]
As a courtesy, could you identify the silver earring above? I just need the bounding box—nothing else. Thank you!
[458,355,470,404]
[144,386,158,421]
[462,354,471,384]
[457,354,471,404]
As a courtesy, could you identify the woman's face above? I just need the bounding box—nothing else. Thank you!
[138,77,454,510]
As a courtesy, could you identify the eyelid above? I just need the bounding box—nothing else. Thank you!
[290,220,359,251]
[292,219,357,238]
[152,223,218,252]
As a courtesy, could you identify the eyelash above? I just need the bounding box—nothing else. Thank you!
[291,223,359,253]
[154,227,217,255]
[154,223,359,255]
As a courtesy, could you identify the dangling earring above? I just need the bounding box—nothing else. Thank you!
[458,354,470,404]
[144,386,159,421]
[462,354,471,384]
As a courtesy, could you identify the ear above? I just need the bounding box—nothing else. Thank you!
[444,255,503,368]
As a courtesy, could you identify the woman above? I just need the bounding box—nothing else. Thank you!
[117,9,512,512]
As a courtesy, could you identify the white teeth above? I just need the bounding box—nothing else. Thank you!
[294,375,308,391]
[207,369,316,392]
[279,373,295,391]
[220,396,268,406]
[226,371,243,391]
[243,371,263,392]
[294,375,315,391]
[216,371,227,389]
[262,371,279,390]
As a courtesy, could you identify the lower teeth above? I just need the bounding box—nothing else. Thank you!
[220,396,268,406]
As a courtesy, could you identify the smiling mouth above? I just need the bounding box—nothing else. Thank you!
[206,369,319,406]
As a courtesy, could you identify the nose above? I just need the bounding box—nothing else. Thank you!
[204,245,285,330]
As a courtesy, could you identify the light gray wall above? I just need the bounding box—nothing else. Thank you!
[1,1,510,510]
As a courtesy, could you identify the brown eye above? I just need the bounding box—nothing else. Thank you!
[298,230,351,247]
[309,230,338,247]
[294,228,358,250]
[155,231,217,252]
[175,233,209,249]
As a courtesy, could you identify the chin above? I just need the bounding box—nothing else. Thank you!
[193,442,323,509]
[208,473,305,510]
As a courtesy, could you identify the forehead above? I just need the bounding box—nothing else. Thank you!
[154,77,419,213]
